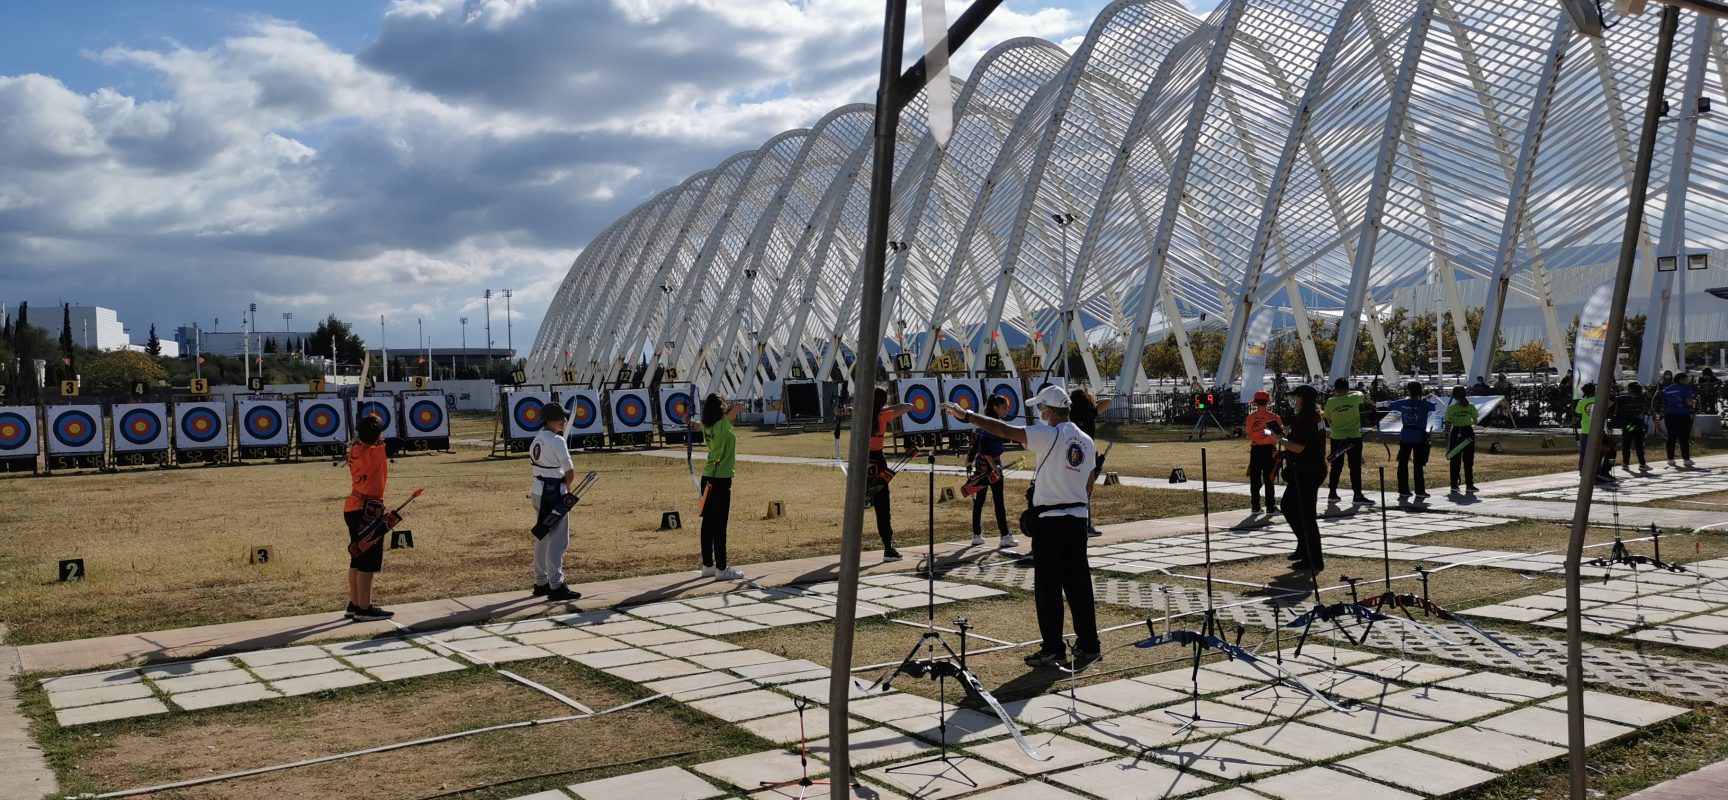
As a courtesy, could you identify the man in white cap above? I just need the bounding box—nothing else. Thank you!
[943,385,1100,670]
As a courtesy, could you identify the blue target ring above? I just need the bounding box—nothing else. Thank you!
[408,400,444,433]
[179,407,222,444]
[53,409,98,448]
[615,394,647,427]
[119,408,162,446]
[302,403,342,439]
[663,391,693,426]
[947,383,981,415]
[988,381,1023,418]
[243,405,283,440]
[0,411,33,451]
[513,396,546,433]
[903,384,938,425]
[566,395,599,431]
[358,400,393,430]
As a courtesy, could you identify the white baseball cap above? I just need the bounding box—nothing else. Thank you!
[1033,385,1071,409]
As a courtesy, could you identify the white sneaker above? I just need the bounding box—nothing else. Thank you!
[972,535,986,546]
[717,568,745,581]
[999,535,1019,549]
[1685,459,1697,468]
[700,565,717,578]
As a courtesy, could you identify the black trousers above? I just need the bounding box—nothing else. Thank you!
[1248,444,1277,509]
[1447,427,1475,489]
[972,473,1008,538]
[1622,420,1646,466]
[1666,413,1694,461]
[869,451,894,549]
[699,476,731,569]
[1030,515,1100,655]
[1327,437,1364,497]
[1397,441,1430,496]
[1281,469,1323,561]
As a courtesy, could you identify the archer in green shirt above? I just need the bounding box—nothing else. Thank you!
[696,395,745,581]
[1323,378,1370,505]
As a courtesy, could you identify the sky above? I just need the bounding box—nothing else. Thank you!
[0,0,1219,351]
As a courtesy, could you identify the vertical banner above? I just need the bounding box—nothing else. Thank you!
[983,377,1027,423]
[607,388,654,435]
[46,405,105,456]
[0,406,41,471]
[1028,376,1068,426]
[941,378,982,431]
[356,393,400,439]
[1573,284,1614,389]
[505,391,552,440]
[112,403,169,460]
[919,0,953,147]
[1239,308,1274,403]
[895,377,943,434]
[658,384,695,434]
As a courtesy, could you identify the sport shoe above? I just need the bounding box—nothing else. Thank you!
[883,549,903,562]
[700,565,717,578]
[1023,650,1066,668]
[532,583,550,597]
[351,605,393,622]
[343,602,362,619]
[717,568,745,581]
[972,535,986,546]
[1685,459,1697,468]
[1465,485,1478,493]
[999,535,1019,549]
[547,585,582,602]
[1251,504,1262,514]
[1087,526,1103,538]
[1327,493,1341,504]
[1069,649,1103,672]
[1354,495,1373,505]
[1669,459,1678,468]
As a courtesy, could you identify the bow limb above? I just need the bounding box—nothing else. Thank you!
[686,381,701,497]
[833,405,848,477]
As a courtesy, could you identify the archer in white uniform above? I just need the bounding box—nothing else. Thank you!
[529,404,580,602]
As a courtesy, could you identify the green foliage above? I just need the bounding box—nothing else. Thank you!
[81,350,169,392]
[144,325,162,357]
[305,315,368,365]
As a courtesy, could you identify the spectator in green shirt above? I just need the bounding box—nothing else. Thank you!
[697,393,745,581]
[1443,386,1479,496]
[1322,378,1370,505]
[1575,383,1617,484]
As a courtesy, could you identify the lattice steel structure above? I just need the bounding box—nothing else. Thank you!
[530,0,1728,396]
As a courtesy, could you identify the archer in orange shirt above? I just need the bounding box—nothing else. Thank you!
[1245,391,1282,515]
[343,414,393,621]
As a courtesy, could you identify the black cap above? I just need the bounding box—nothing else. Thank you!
[1289,384,1319,400]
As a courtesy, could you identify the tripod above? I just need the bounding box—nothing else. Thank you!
[758,696,856,797]
[1187,409,1227,441]
[1162,449,1251,734]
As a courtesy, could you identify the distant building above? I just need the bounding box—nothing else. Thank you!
[173,327,289,358]
[126,340,180,358]
[3,304,130,351]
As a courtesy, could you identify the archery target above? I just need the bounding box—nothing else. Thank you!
[402,392,449,438]
[561,389,602,435]
[297,395,348,445]
[896,378,943,433]
[985,378,1026,422]
[1027,376,1067,427]
[942,379,982,431]
[658,384,694,433]
[237,399,290,447]
[608,388,653,435]
[112,403,168,453]
[356,395,400,439]
[46,405,104,456]
[174,401,228,450]
[0,406,39,457]
[506,391,552,439]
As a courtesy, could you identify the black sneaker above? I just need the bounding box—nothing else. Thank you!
[351,606,393,622]
[547,585,582,602]
[532,583,550,597]
[343,602,362,619]
[1023,650,1067,668]
[1465,485,1478,493]
[1327,493,1341,504]
[1354,495,1373,505]
[883,549,903,562]
[1070,650,1103,672]
[1251,505,1262,514]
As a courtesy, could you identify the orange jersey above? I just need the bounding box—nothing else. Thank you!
[343,441,389,512]
[869,409,895,452]
[1246,407,1282,446]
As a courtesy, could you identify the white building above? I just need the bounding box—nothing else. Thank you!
[3,304,130,351]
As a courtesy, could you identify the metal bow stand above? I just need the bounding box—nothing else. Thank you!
[1160,449,1250,734]
[758,696,856,797]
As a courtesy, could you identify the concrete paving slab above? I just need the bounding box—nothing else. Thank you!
[689,689,800,722]
[1226,721,1376,762]
[1475,707,1636,747]
[464,644,555,663]
[894,707,1010,745]
[732,659,824,680]
[649,638,741,658]
[866,754,1016,799]
[272,669,374,696]
[745,709,869,745]
[1070,678,1186,713]
[690,619,770,636]
[511,627,597,646]
[366,656,466,682]
[628,602,697,618]
[1134,668,1258,696]
[482,618,564,635]
[1540,692,1688,727]
[235,645,330,668]
[323,638,415,655]
[657,611,736,627]
[1337,745,1498,795]
[998,695,1113,729]
[1048,756,1216,799]
[581,620,666,636]
[571,648,662,669]
[139,658,238,679]
[964,782,1090,800]
[1375,686,1514,722]
[39,668,141,693]
[1064,712,1181,752]
[1408,726,1566,772]
[569,765,725,800]
[749,610,829,628]
[1348,658,1472,686]
[748,781,905,800]
[1436,671,1563,703]
[1212,685,1336,718]
[171,682,281,711]
[1300,704,1449,742]
[151,668,255,695]
[644,671,751,700]
[967,733,1113,775]
[46,681,154,709]
[691,649,787,670]
[1245,766,1418,800]
[504,791,570,799]
[1147,737,1297,780]
[249,657,350,681]
[1629,628,1728,649]
[808,727,934,765]
[613,628,703,647]
[850,693,947,724]
[344,647,445,669]
[607,658,704,682]
[780,678,884,703]
[54,696,169,726]
[695,749,815,791]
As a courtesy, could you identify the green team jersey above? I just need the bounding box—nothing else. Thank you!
[1323,392,1365,439]
[702,417,737,479]
[1444,402,1478,428]
[1575,397,1595,432]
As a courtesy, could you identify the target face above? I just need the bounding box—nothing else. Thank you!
[513,397,544,431]
[904,385,937,424]
[358,399,395,434]
[947,382,980,412]
[895,379,944,433]
[504,391,552,439]
[658,385,693,432]
[608,389,653,434]
[299,400,345,443]
[407,398,446,435]
[617,395,646,426]
[120,409,160,445]
[179,407,223,445]
[563,391,600,432]
[987,380,1024,420]
[237,400,290,447]
[56,411,96,447]
[0,409,36,455]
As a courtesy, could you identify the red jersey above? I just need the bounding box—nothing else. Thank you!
[1246,407,1282,446]
[869,409,896,452]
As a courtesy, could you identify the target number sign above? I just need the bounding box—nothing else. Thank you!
[59,558,84,582]
[561,369,577,384]
[248,377,263,391]
[895,353,913,372]
[307,378,326,393]
[410,376,429,389]
[247,546,273,565]
[60,381,79,397]
[189,378,209,395]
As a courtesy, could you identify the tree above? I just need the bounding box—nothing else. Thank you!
[1509,340,1552,372]
[145,324,162,357]
[306,315,367,365]
[82,350,169,392]
[59,303,75,380]
[264,337,278,354]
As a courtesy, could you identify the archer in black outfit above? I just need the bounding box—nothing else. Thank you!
[1278,385,1327,571]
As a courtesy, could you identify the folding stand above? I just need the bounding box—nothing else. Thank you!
[758,697,856,798]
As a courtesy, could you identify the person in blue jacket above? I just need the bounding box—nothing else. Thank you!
[1660,372,1698,468]
[1384,381,1436,502]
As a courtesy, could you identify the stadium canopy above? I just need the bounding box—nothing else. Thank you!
[529,0,1728,396]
